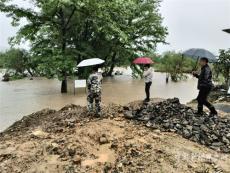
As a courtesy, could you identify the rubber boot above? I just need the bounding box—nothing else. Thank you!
[209,106,218,116]
[195,106,204,115]
[144,98,150,102]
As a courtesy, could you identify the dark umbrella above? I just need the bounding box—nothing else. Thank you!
[223,28,230,34]
[183,48,217,63]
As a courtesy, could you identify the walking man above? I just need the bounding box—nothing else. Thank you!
[143,64,153,102]
[87,66,103,117]
[192,57,218,115]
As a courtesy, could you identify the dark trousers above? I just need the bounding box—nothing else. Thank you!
[197,87,215,113]
[145,82,152,99]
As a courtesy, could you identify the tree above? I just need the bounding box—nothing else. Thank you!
[214,49,230,88]
[0,48,27,74]
[89,0,167,76]
[0,52,4,68]
[0,0,167,92]
[155,51,196,82]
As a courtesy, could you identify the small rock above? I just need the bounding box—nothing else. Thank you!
[186,125,193,131]
[72,155,81,164]
[183,129,191,138]
[124,111,133,119]
[144,143,152,149]
[104,162,112,172]
[111,141,118,149]
[226,133,230,139]
[99,137,109,145]
[222,136,230,144]
[117,162,123,171]
[46,143,61,155]
[212,142,223,147]
[31,130,49,139]
[114,117,123,121]
[68,147,76,157]
[124,142,132,148]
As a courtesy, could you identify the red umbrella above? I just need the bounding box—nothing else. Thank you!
[133,57,154,64]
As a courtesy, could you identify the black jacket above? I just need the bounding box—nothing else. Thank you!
[194,64,213,90]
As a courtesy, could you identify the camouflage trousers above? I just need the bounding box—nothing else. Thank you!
[87,92,101,114]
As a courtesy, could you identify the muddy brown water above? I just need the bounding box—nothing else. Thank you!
[0,71,198,131]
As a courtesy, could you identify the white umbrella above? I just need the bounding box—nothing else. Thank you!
[77,58,105,67]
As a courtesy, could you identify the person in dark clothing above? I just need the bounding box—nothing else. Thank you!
[192,57,218,115]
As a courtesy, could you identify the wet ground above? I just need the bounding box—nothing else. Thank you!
[0,70,199,131]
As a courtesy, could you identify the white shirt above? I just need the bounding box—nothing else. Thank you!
[143,68,153,83]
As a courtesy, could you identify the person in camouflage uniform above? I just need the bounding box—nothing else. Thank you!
[87,66,103,116]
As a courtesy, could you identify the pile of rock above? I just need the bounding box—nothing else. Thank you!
[124,98,230,153]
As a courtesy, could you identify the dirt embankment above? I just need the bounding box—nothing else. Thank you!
[0,99,230,173]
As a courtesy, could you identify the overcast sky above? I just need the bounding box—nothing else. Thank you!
[0,0,230,55]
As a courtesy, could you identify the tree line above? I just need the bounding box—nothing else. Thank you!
[1,48,229,89]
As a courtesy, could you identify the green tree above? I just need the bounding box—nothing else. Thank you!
[0,52,4,68]
[0,48,27,74]
[0,0,167,92]
[214,49,230,88]
[155,51,196,82]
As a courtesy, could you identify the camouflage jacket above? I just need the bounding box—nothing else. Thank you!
[87,72,103,93]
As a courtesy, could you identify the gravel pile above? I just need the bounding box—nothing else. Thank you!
[124,98,230,153]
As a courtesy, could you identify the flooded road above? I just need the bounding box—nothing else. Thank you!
[0,71,198,131]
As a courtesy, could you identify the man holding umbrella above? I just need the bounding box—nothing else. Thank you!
[192,57,218,115]
[77,58,104,117]
[183,48,218,115]
[87,66,103,117]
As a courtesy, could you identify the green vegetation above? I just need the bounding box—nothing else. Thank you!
[0,52,4,68]
[0,48,35,80]
[213,49,230,88]
[1,49,26,74]
[155,51,196,82]
[0,0,167,92]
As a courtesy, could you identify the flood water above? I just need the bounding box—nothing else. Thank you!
[0,70,198,131]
